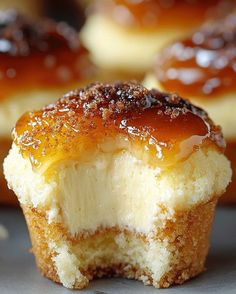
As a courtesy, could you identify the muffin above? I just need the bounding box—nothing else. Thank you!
[145,12,236,203]
[4,82,231,289]
[0,10,96,205]
[81,0,234,74]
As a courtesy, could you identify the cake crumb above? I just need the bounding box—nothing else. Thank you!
[0,224,8,240]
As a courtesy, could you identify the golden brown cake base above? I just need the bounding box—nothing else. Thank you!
[0,139,17,206]
[219,142,236,204]
[22,199,217,289]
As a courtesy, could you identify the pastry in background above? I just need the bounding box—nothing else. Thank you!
[4,82,231,289]
[81,0,234,74]
[144,12,236,203]
[0,0,41,18]
[0,10,96,205]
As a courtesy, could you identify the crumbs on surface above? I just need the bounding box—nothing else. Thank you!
[13,82,225,170]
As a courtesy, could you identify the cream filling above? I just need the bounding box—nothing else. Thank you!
[4,144,231,236]
[81,15,193,73]
[144,74,236,141]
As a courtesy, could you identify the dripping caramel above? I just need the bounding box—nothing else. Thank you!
[92,0,234,30]
[0,11,94,101]
[154,12,236,99]
[13,82,224,172]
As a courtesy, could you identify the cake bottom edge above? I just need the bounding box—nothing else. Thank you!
[21,198,217,289]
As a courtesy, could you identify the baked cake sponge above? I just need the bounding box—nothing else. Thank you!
[4,83,231,289]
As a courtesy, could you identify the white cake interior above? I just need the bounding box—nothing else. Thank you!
[3,141,232,288]
[4,143,231,235]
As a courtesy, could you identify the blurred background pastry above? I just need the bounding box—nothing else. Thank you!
[81,0,234,75]
[0,10,96,205]
[0,0,42,18]
[144,12,236,203]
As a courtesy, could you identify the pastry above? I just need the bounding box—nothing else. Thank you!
[81,0,234,74]
[0,0,41,18]
[0,10,96,205]
[145,12,236,203]
[4,82,231,288]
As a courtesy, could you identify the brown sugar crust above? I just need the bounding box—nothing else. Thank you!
[219,142,236,204]
[22,199,217,289]
[90,0,234,30]
[13,82,225,171]
[0,139,17,206]
[154,12,236,99]
[0,10,94,100]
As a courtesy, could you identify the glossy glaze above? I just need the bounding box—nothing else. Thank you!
[13,83,224,172]
[0,10,94,100]
[154,13,236,99]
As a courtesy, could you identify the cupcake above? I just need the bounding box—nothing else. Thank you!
[81,0,234,74]
[4,82,231,289]
[0,10,96,205]
[145,12,236,203]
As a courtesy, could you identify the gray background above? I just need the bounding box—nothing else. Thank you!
[0,206,235,294]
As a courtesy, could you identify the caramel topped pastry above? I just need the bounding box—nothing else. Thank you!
[14,82,224,171]
[145,12,236,204]
[4,82,231,289]
[153,12,236,99]
[92,0,228,30]
[0,10,93,101]
[81,0,235,73]
[0,10,95,205]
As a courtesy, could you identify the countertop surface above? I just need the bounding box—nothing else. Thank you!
[0,206,235,294]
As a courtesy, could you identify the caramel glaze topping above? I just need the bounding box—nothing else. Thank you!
[13,82,224,173]
[0,10,94,101]
[154,12,236,99]
[91,0,235,30]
